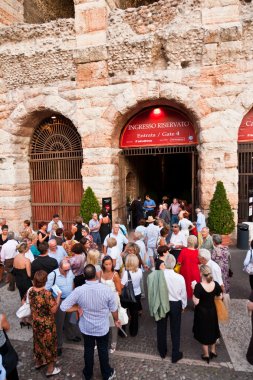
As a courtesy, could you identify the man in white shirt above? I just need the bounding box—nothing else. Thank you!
[198,248,224,292]
[161,254,187,363]
[47,214,64,233]
[168,223,187,260]
[146,216,160,270]
[103,223,128,256]
[195,208,206,232]
[0,231,18,291]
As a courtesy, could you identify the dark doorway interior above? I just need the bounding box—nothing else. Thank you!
[126,153,193,205]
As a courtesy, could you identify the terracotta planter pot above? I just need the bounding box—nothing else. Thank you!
[221,234,231,246]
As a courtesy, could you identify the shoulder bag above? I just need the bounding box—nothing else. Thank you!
[244,249,253,275]
[0,331,18,376]
[120,270,136,304]
[214,297,229,323]
[16,287,33,319]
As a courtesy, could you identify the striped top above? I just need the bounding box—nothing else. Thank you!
[60,280,117,336]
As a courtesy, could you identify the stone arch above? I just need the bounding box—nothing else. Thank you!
[24,0,75,24]
[104,83,204,149]
[1,95,82,230]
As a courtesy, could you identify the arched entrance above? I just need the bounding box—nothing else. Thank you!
[119,105,198,218]
[238,108,253,222]
[29,115,83,229]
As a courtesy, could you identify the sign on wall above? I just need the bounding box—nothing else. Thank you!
[120,106,197,148]
[238,109,253,142]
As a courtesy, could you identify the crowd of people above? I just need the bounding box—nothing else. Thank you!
[0,198,252,379]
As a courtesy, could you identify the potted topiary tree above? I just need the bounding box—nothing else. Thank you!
[80,186,101,224]
[207,181,235,245]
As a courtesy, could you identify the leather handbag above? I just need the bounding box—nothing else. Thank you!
[16,287,32,319]
[214,297,229,323]
[120,271,136,304]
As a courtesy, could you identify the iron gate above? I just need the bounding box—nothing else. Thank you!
[238,142,253,222]
[29,116,83,230]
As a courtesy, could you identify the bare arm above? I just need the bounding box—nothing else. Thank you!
[25,258,31,278]
[192,295,199,306]
[51,292,62,314]
[1,313,10,331]
[247,301,253,311]
[113,272,122,295]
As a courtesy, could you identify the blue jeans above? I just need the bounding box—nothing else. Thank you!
[82,332,113,380]
[91,231,101,245]
[171,214,179,226]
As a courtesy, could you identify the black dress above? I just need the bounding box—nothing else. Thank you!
[193,281,221,345]
[12,268,32,300]
[99,217,111,244]
[246,290,253,365]
[37,230,49,247]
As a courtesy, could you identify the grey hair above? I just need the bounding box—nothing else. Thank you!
[8,231,15,240]
[134,231,143,240]
[187,235,198,248]
[212,234,222,245]
[201,227,209,233]
[199,248,211,261]
[59,259,70,269]
[164,254,176,269]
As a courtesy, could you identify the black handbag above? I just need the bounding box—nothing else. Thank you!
[0,331,19,376]
[120,270,137,304]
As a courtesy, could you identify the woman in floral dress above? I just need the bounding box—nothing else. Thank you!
[29,270,61,377]
[211,234,231,294]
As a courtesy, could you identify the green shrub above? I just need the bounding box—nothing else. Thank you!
[207,181,235,235]
[80,187,101,224]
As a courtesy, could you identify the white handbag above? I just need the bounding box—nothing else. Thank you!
[109,306,129,327]
[16,287,32,319]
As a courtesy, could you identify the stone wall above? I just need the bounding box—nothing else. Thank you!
[24,0,74,23]
[0,0,24,26]
[0,0,253,230]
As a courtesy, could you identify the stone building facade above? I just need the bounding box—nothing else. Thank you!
[0,0,253,231]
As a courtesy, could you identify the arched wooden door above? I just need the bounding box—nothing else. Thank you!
[30,116,83,230]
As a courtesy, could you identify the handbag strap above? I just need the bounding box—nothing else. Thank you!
[26,287,33,304]
[127,270,132,282]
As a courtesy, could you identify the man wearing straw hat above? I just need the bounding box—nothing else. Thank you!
[146,215,160,271]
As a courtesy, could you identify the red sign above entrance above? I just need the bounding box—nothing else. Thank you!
[120,107,197,148]
[238,109,253,142]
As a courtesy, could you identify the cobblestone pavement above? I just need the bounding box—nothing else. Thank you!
[1,248,253,379]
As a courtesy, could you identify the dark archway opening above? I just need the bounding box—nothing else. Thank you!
[24,0,74,24]
[118,0,159,9]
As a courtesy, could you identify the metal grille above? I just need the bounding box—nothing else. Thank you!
[238,143,253,222]
[29,116,83,230]
[121,145,197,156]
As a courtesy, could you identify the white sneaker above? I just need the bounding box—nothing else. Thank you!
[108,369,116,380]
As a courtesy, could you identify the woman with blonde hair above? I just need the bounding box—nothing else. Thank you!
[121,254,143,336]
[13,242,32,300]
[86,249,101,278]
[192,264,222,363]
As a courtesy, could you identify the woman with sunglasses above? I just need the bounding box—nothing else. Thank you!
[101,256,122,353]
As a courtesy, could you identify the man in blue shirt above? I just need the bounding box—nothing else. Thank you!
[61,264,120,380]
[46,259,80,356]
[143,194,156,218]
[48,239,67,264]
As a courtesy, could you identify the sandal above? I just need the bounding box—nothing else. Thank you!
[35,363,47,370]
[46,367,61,377]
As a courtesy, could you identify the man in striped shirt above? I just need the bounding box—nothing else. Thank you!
[61,264,120,380]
